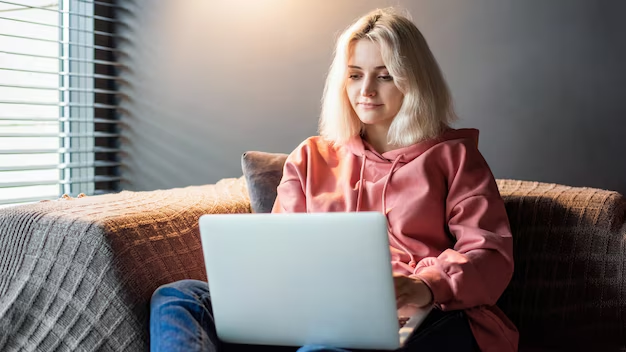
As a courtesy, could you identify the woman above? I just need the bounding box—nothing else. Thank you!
[151,8,518,352]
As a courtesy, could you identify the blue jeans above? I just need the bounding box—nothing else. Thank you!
[150,280,478,352]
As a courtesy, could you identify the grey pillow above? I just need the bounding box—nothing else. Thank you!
[241,151,288,213]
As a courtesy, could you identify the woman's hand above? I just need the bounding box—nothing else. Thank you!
[393,274,433,309]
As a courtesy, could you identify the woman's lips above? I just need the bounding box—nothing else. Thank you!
[358,102,383,109]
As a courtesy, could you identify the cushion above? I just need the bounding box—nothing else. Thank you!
[241,151,288,213]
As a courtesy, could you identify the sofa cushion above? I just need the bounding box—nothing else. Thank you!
[241,151,288,213]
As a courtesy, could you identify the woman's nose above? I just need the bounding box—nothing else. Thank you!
[360,78,376,97]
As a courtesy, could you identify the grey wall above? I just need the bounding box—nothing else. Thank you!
[116,0,626,195]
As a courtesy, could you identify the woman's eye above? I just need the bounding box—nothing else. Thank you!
[379,75,393,81]
[348,74,361,80]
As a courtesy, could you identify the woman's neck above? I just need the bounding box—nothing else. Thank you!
[362,125,395,154]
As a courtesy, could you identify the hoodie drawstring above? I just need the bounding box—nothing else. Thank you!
[381,155,418,268]
[381,155,401,220]
[355,153,417,269]
[355,154,367,212]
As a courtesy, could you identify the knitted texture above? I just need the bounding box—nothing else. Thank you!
[496,179,626,350]
[0,177,250,351]
[1,177,624,351]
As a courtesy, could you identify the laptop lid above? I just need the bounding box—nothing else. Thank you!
[199,212,404,350]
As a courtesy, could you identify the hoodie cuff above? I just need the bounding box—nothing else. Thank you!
[411,265,454,306]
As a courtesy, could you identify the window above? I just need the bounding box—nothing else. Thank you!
[0,0,120,207]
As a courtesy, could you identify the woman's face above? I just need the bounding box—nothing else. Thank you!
[346,39,404,130]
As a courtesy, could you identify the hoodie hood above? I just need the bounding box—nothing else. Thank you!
[344,128,480,164]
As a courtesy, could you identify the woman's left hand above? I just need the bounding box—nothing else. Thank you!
[393,274,433,309]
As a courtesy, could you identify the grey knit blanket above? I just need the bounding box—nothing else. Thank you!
[0,177,251,351]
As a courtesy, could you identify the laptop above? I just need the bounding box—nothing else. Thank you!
[199,212,432,350]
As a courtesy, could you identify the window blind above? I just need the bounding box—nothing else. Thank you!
[0,0,120,206]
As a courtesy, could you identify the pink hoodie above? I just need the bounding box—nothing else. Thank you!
[272,128,518,351]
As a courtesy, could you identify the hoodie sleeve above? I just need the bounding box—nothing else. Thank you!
[271,144,308,213]
[412,142,514,310]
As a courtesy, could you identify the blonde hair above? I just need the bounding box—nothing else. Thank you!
[319,8,456,147]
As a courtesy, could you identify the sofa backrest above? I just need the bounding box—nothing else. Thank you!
[496,179,626,350]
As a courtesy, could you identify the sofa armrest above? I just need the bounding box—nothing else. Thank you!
[0,177,250,351]
[496,179,626,350]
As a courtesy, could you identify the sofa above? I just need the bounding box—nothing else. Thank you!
[0,152,624,351]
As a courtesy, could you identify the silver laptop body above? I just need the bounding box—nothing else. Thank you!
[199,212,430,350]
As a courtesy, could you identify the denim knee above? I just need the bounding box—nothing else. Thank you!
[151,280,209,309]
[150,280,215,352]
[150,279,212,332]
